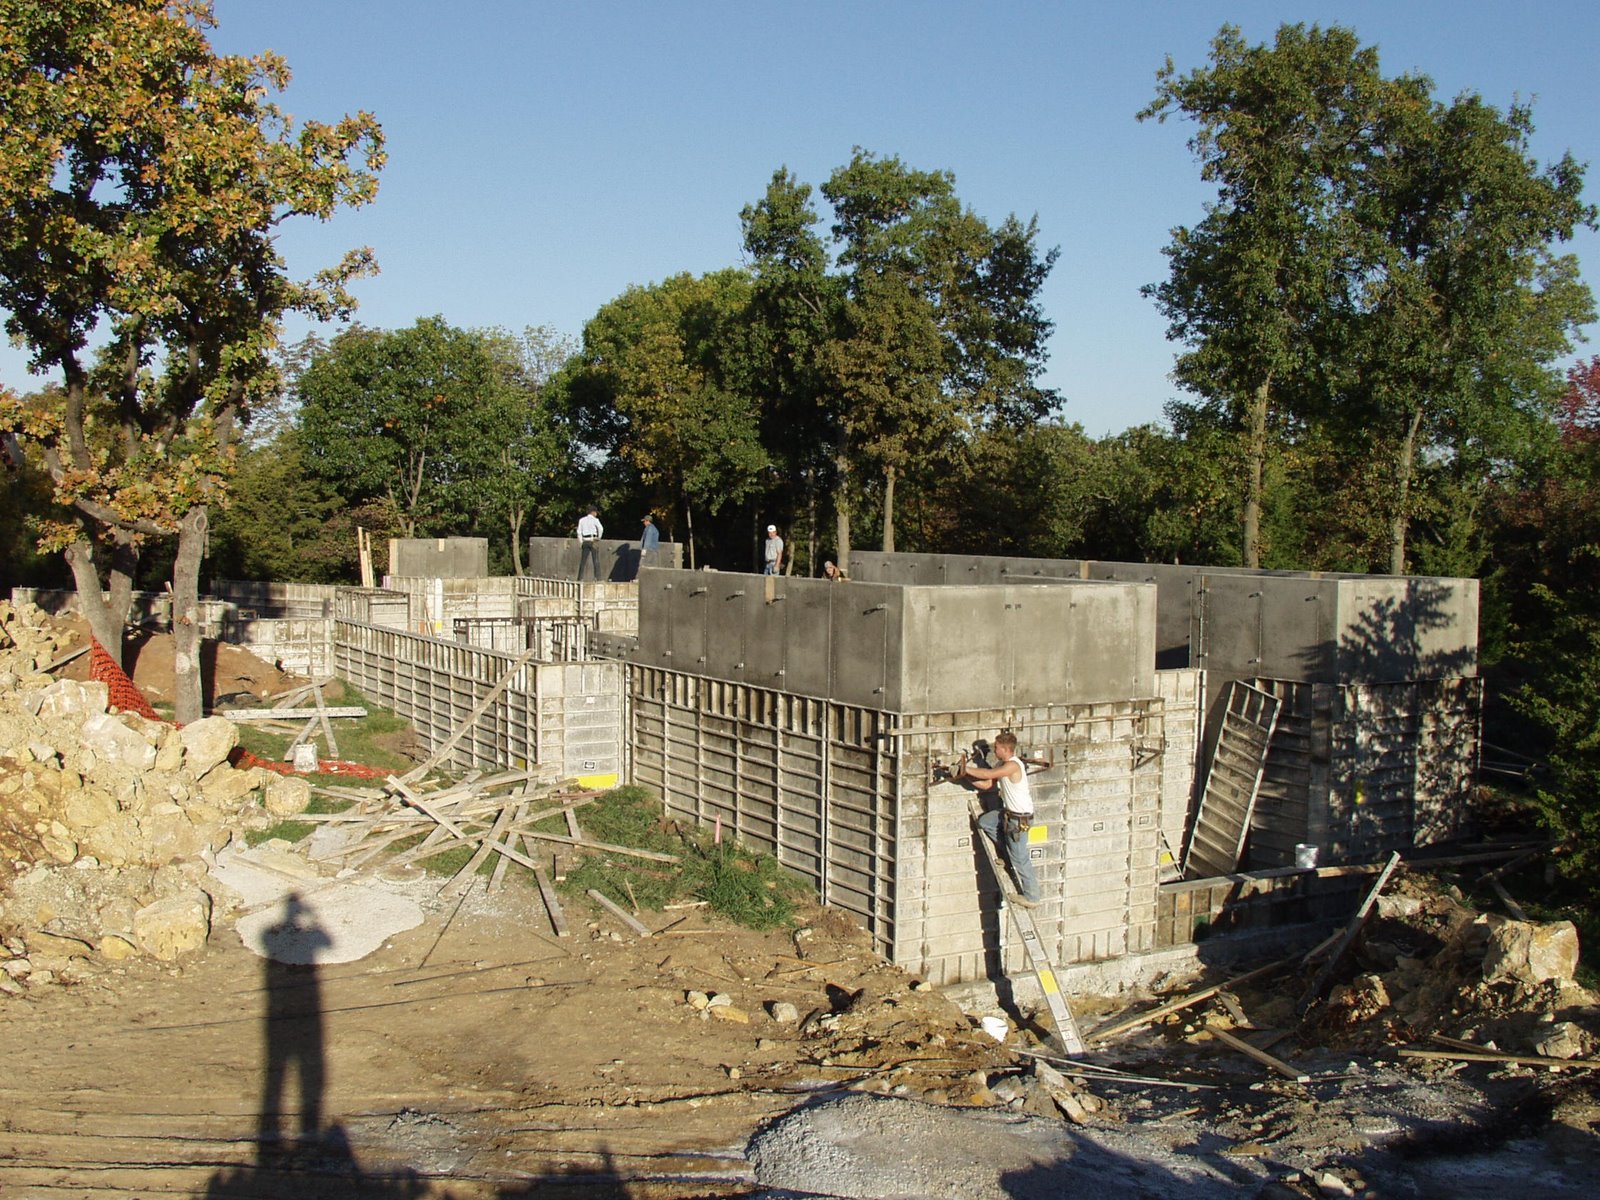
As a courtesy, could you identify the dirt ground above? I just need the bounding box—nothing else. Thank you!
[4,617,1598,1197]
[3,868,1599,1199]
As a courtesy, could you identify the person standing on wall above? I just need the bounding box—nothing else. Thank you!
[763,524,784,576]
[577,505,603,581]
[957,731,1042,908]
[637,513,660,578]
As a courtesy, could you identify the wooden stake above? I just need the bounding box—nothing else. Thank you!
[587,888,653,937]
[1204,1020,1310,1082]
[1084,956,1295,1045]
[1297,851,1402,1015]
[526,835,568,938]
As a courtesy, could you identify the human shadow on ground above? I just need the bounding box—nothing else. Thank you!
[202,892,443,1198]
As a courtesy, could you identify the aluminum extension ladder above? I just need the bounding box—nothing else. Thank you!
[968,797,1086,1056]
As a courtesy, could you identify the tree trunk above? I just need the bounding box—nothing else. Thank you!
[64,539,134,669]
[510,506,525,576]
[835,452,852,574]
[881,463,896,553]
[806,477,818,577]
[684,497,696,571]
[172,506,208,725]
[1388,405,1425,576]
[1243,376,1270,569]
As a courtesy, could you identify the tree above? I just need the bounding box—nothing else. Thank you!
[0,0,382,721]
[741,151,1057,567]
[296,317,555,559]
[1140,24,1392,568]
[1345,92,1594,572]
[1144,23,1595,574]
[560,270,767,568]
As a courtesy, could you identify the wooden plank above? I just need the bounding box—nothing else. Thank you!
[1204,1020,1309,1082]
[1489,877,1529,922]
[519,827,679,864]
[1085,957,1295,1045]
[1297,851,1402,1014]
[526,836,568,938]
[587,888,653,937]
[445,799,519,897]
[223,706,368,720]
[489,800,528,893]
[1399,1048,1600,1070]
[387,776,548,875]
[312,680,340,759]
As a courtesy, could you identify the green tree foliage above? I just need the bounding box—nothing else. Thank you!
[1143,22,1593,575]
[0,0,382,720]
[296,317,567,569]
[557,270,766,568]
[1492,358,1600,886]
[742,151,1058,567]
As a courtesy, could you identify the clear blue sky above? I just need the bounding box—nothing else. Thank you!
[5,1,1599,436]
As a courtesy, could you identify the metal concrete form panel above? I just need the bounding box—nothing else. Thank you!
[1334,577,1480,684]
[526,536,683,581]
[782,582,835,698]
[829,582,898,707]
[330,619,621,779]
[231,616,335,679]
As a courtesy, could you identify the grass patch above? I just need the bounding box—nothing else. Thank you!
[555,786,809,930]
[230,683,416,781]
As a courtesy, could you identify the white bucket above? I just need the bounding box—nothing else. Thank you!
[1294,843,1319,869]
[980,1015,1009,1042]
[291,743,318,772]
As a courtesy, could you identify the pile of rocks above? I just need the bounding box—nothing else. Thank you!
[1314,884,1596,1061]
[0,599,77,686]
[0,608,313,994]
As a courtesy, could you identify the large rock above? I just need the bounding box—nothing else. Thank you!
[263,773,312,818]
[133,892,212,960]
[1482,919,1581,987]
[36,679,109,721]
[81,713,158,772]
[198,763,264,808]
[179,717,238,777]
[63,785,119,833]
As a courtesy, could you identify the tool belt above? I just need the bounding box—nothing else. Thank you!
[1003,811,1032,834]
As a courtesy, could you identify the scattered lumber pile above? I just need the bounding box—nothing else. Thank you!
[297,766,679,938]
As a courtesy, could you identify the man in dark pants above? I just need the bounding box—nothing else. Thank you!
[577,505,603,580]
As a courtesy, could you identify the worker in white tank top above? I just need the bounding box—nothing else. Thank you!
[958,731,1041,906]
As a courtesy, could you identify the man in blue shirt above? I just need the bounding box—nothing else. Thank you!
[637,514,660,578]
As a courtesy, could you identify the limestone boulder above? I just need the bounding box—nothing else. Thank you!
[179,717,238,778]
[63,785,119,834]
[198,763,264,809]
[36,679,109,721]
[81,713,158,772]
[1482,919,1581,987]
[263,773,312,818]
[133,891,212,960]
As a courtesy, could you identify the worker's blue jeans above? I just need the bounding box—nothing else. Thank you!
[978,808,1041,903]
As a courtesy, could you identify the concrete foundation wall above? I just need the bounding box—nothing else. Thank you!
[846,552,1479,685]
[211,580,337,618]
[1250,676,1482,868]
[335,619,621,782]
[527,536,683,581]
[635,570,1155,712]
[388,537,489,579]
[627,662,1173,984]
[227,616,335,679]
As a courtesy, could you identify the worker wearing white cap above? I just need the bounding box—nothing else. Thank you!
[763,524,784,576]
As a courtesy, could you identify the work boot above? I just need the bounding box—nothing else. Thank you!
[1012,895,1041,909]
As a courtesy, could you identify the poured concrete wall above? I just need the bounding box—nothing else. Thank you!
[388,537,489,579]
[527,536,683,581]
[846,552,1478,684]
[211,580,337,618]
[634,569,1155,712]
